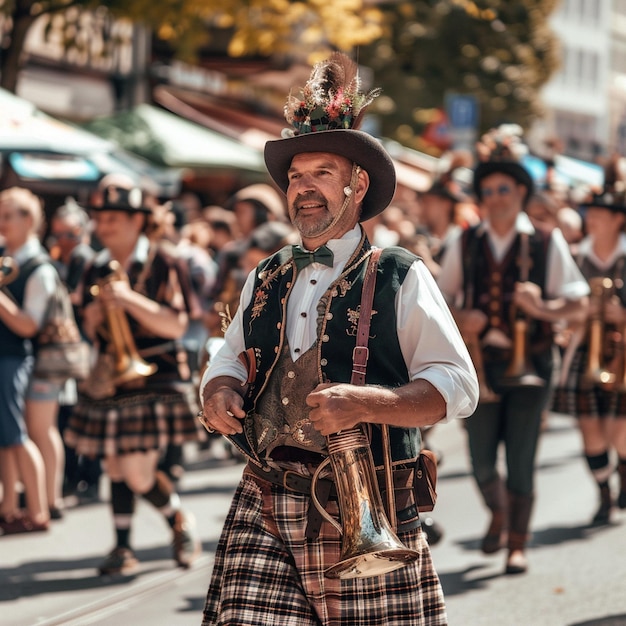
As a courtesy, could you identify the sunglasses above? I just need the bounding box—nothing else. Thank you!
[481,185,514,198]
[48,231,80,241]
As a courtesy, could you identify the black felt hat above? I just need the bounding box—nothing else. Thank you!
[579,189,626,214]
[263,53,396,222]
[90,180,152,214]
[472,125,534,203]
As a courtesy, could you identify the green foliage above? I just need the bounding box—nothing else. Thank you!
[361,0,561,154]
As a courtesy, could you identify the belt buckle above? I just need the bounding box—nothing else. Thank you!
[282,469,309,494]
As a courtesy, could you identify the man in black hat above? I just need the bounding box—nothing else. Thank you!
[199,53,478,625]
[437,125,589,575]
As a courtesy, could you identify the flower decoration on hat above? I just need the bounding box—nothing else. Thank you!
[475,124,529,164]
[282,52,381,137]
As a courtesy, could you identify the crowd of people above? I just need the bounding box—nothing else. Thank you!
[1,53,626,625]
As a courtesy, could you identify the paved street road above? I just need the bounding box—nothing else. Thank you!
[2,413,626,625]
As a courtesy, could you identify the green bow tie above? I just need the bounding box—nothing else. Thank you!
[292,244,334,271]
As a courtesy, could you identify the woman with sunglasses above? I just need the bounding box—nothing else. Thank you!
[437,126,589,575]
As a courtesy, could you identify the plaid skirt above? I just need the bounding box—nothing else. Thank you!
[552,350,626,418]
[202,470,447,626]
[63,384,205,458]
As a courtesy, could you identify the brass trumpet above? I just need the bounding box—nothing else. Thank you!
[502,305,545,388]
[0,256,19,287]
[90,260,157,387]
[584,277,618,388]
[310,427,419,580]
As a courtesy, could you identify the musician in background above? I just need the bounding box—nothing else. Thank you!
[63,179,202,576]
[199,53,478,626]
[437,125,589,575]
[555,176,626,526]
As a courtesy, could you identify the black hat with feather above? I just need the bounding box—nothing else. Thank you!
[264,53,396,221]
[473,124,534,205]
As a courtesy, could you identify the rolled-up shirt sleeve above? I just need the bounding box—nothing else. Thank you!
[199,272,254,400]
[397,260,479,421]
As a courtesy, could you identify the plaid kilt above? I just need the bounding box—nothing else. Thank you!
[63,384,205,458]
[552,350,626,418]
[202,470,447,626]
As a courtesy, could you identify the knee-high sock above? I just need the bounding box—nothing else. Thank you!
[142,470,181,528]
[111,481,135,548]
[586,451,612,487]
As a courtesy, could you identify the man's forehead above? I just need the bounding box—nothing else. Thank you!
[289,152,351,170]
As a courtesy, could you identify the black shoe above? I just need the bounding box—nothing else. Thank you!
[591,486,612,526]
[98,547,139,576]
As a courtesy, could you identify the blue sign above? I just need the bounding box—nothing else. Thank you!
[445,93,479,130]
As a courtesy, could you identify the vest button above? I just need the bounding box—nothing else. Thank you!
[326,312,333,320]
[277,322,282,329]
[320,358,328,366]
[282,397,289,406]
[287,371,296,378]
[322,334,329,342]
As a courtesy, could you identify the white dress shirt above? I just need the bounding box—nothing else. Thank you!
[201,225,479,421]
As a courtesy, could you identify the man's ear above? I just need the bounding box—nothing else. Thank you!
[355,168,370,205]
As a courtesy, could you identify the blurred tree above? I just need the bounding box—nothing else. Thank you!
[0,0,383,93]
[362,0,561,155]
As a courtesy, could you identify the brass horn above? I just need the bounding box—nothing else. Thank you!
[0,256,19,287]
[90,260,157,387]
[501,306,545,388]
[584,277,617,388]
[310,427,419,579]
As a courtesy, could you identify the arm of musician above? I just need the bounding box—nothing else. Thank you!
[307,379,447,436]
[0,290,38,337]
[104,279,189,339]
[513,281,589,325]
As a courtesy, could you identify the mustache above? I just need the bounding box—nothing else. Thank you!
[294,193,327,211]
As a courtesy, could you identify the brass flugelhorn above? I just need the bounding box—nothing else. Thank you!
[584,277,617,388]
[502,303,545,388]
[90,260,157,386]
[0,256,19,287]
[310,427,419,580]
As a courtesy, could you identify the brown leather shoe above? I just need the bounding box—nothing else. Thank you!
[98,547,139,576]
[172,510,201,568]
[0,515,49,535]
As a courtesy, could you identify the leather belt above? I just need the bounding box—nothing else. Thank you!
[245,461,335,498]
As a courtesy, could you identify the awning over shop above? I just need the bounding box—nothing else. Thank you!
[0,88,182,199]
[83,104,267,174]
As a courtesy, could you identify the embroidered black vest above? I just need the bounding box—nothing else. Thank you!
[462,225,553,354]
[232,237,422,467]
[0,254,47,357]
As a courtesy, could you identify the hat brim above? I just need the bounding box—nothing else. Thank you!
[89,204,152,214]
[473,161,534,201]
[579,200,626,214]
[264,130,396,221]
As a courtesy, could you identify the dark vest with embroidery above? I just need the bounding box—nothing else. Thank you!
[462,225,553,354]
[0,254,47,357]
[231,238,422,467]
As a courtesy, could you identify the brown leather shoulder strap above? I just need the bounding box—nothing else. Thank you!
[351,248,383,386]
